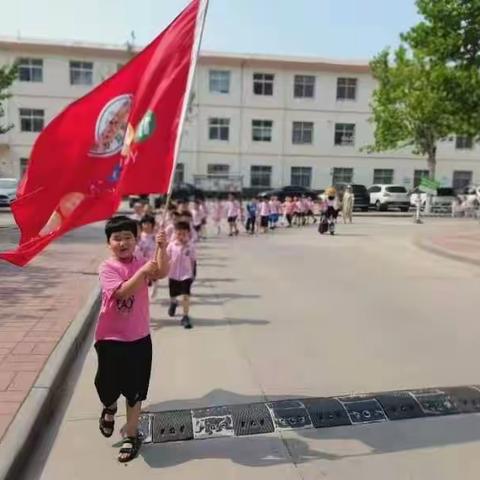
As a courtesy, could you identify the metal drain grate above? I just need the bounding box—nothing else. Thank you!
[152,409,193,443]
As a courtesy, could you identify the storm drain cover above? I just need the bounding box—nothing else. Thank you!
[231,402,275,436]
[192,406,235,440]
[152,409,193,443]
[338,397,387,424]
[409,389,458,416]
[442,387,480,414]
[302,397,351,428]
[266,400,312,430]
[376,392,425,421]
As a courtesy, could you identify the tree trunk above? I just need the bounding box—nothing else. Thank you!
[427,146,437,180]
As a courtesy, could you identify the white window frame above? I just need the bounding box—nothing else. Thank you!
[337,77,358,101]
[453,170,473,190]
[334,123,356,146]
[250,165,272,188]
[209,70,231,94]
[291,167,312,188]
[208,118,230,141]
[253,73,274,96]
[332,168,354,184]
[19,108,44,132]
[252,119,273,142]
[373,169,394,184]
[69,61,94,86]
[17,58,43,83]
[292,121,314,145]
[455,136,473,150]
[294,75,315,98]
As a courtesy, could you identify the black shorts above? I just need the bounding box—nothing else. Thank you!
[227,216,237,224]
[169,278,193,297]
[260,216,269,227]
[94,335,152,408]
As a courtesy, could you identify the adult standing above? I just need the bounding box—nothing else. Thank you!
[342,185,355,224]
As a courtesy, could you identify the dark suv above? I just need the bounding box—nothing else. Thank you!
[335,183,370,211]
[258,186,317,201]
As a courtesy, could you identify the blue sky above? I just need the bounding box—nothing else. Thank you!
[2,0,419,59]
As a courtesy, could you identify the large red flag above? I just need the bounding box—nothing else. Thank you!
[1,0,207,267]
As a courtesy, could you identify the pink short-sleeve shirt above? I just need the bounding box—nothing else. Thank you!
[167,240,196,281]
[95,255,150,342]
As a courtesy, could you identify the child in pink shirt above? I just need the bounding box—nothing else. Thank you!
[283,196,295,227]
[95,216,168,463]
[259,198,271,233]
[166,221,196,329]
[137,215,157,260]
[226,194,240,237]
[212,198,224,235]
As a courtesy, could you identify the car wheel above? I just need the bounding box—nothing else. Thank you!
[400,207,409,212]
[362,207,369,212]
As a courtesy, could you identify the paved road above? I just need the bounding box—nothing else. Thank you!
[28,218,480,479]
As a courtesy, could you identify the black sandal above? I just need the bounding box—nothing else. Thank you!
[99,406,117,438]
[118,433,142,463]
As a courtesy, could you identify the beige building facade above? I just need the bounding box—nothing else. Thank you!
[0,37,478,192]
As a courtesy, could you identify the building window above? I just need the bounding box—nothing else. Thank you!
[19,108,44,132]
[207,164,230,179]
[455,136,473,150]
[253,73,274,96]
[250,166,272,188]
[20,158,29,177]
[373,169,394,184]
[334,123,355,146]
[332,168,353,184]
[453,170,473,190]
[294,75,315,98]
[252,120,273,142]
[337,77,357,100]
[70,61,93,85]
[291,167,312,188]
[414,169,429,187]
[173,163,184,185]
[209,70,230,94]
[17,58,43,82]
[208,118,230,141]
[292,121,314,145]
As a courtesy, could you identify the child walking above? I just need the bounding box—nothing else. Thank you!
[95,216,168,463]
[167,221,197,329]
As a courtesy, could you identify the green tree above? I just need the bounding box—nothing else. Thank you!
[0,64,17,134]
[402,0,480,137]
[368,47,454,179]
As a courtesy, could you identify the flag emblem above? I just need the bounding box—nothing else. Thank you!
[90,94,133,157]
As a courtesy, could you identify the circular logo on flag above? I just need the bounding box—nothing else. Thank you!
[90,94,133,157]
[135,111,156,143]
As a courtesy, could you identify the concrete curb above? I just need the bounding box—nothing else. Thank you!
[0,285,101,480]
[415,237,480,268]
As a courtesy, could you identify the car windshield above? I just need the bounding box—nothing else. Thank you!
[437,188,454,196]
[0,179,18,189]
[386,186,407,193]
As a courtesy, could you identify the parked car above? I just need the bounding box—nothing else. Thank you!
[368,184,410,211]
[258,185,317,201]
[0,178,18,207]
[409,187,456,212]
[334,183,370,211]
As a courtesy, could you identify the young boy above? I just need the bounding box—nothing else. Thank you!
[245,198,258,235]
[167,221,196,329]
[137,215,157,260]
[259,197,270,234]
[95,216,168,463]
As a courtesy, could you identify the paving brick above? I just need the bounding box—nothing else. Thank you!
[0,402,21,415]
[0,414,12,439]
[0,391,26,402]
[0,372,15,391]
[32,342,56,355]
[7,372,39,391]
[5,354,49,364]
[11,343,36,355]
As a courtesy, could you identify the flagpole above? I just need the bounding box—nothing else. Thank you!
[163,0,210,217]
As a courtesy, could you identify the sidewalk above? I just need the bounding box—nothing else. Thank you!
[0,224,105,441]
[417,230,480,266]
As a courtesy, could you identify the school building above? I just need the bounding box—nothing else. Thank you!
[0,36,479,192]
